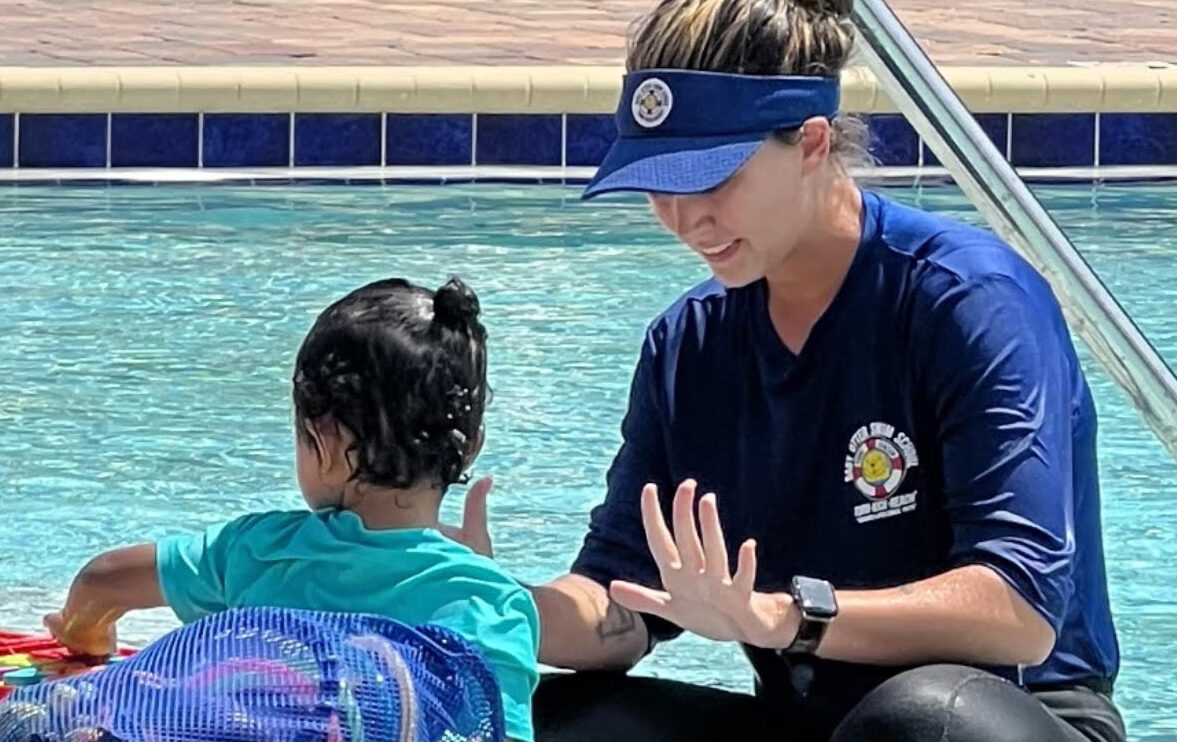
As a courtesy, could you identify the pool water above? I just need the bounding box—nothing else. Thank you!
[0,182,1174,738]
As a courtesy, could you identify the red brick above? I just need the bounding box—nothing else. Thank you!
[0,0,1170,66]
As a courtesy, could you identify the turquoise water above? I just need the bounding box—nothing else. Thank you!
[0,183,1174,738]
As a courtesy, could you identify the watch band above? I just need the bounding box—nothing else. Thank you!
[784,612,831,655]
[779,575,837,656]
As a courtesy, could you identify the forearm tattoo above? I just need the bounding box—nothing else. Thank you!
[596,599,639,641]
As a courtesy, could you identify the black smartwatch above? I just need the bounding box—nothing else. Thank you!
[779,575,838,656]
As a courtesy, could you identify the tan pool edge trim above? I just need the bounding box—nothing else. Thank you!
[2,164,1174,183]
[1,65,1175,114]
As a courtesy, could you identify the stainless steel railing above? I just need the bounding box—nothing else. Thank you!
[852,0,1177,462]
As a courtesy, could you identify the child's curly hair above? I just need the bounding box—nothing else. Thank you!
[292,277,487,490]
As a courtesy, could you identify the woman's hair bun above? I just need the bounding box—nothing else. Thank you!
[433,276,481,328]
[794,0,854,18]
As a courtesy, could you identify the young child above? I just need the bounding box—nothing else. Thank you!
[43,276,540,742]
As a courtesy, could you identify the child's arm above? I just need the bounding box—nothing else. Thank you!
[44,544,165,655]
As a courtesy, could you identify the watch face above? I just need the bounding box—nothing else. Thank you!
[794,576,838,618]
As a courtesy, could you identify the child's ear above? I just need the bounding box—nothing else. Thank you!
[464,425,485,469]
[306,418,343,475]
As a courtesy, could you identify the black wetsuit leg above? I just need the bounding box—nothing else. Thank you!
[533,665,1126,742]
[829,665,1126,742]
[533,671,767,742]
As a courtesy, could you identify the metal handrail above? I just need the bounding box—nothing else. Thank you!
[852,0,1177,462]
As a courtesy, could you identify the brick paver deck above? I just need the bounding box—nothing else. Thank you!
[0,0,1172,67]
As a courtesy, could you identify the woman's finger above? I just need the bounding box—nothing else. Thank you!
[640,483,681,569]
[698,493,732,581]
[609,580,673,620]
[733,539,758,595]
[671,479,705,573]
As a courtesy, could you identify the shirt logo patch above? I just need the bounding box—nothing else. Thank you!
[844,422,920,524]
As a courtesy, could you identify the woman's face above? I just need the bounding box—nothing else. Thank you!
[647,118,831,288]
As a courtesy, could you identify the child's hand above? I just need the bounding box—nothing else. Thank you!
[43,611,117,657]
[440,476,494,558]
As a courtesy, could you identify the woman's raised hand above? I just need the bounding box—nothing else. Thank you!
[608,479,799,650]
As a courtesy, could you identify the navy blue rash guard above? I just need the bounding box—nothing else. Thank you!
[571,189,1119,689]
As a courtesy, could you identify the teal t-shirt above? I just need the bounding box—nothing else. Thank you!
[156,509,540,742]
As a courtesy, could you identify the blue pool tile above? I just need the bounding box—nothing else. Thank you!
[1100,113,1177,166]
[203,114,289,168]
[923,113,1008,165]
[19,114,107,168]
[1010,114,1095,167]
[0,115,12,167]
[385,114,472,166]
[110,114,198,168]
[868,114,919,167]
[294,114,381,167]
[477,114,561,166]
[566,114,617,167]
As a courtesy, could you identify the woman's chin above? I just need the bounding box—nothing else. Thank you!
[709,263,763,289]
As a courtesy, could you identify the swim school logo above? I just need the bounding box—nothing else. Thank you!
[631,78,673,129]
[843,422,920,524]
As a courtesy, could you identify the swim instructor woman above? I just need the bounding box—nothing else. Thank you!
[448,0,1127,739]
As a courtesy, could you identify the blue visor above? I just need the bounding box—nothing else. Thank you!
[581,69,840,199]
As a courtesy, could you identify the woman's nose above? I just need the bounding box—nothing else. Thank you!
[652,193,714,237]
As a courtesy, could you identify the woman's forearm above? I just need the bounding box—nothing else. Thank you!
[811,565,1056,667]
[533,574,650,671]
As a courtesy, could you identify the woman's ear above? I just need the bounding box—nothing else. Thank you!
[799,116,832,175]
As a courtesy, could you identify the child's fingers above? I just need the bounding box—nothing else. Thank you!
[43,612,65,637]
[438,524,463,541]
[464,476,493,530]
[460,476,494,557]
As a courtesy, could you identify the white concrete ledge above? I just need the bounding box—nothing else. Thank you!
[0,65,1175,114]
[2,164,1174,184]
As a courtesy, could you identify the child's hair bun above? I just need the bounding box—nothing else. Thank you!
[433,277,481,329]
